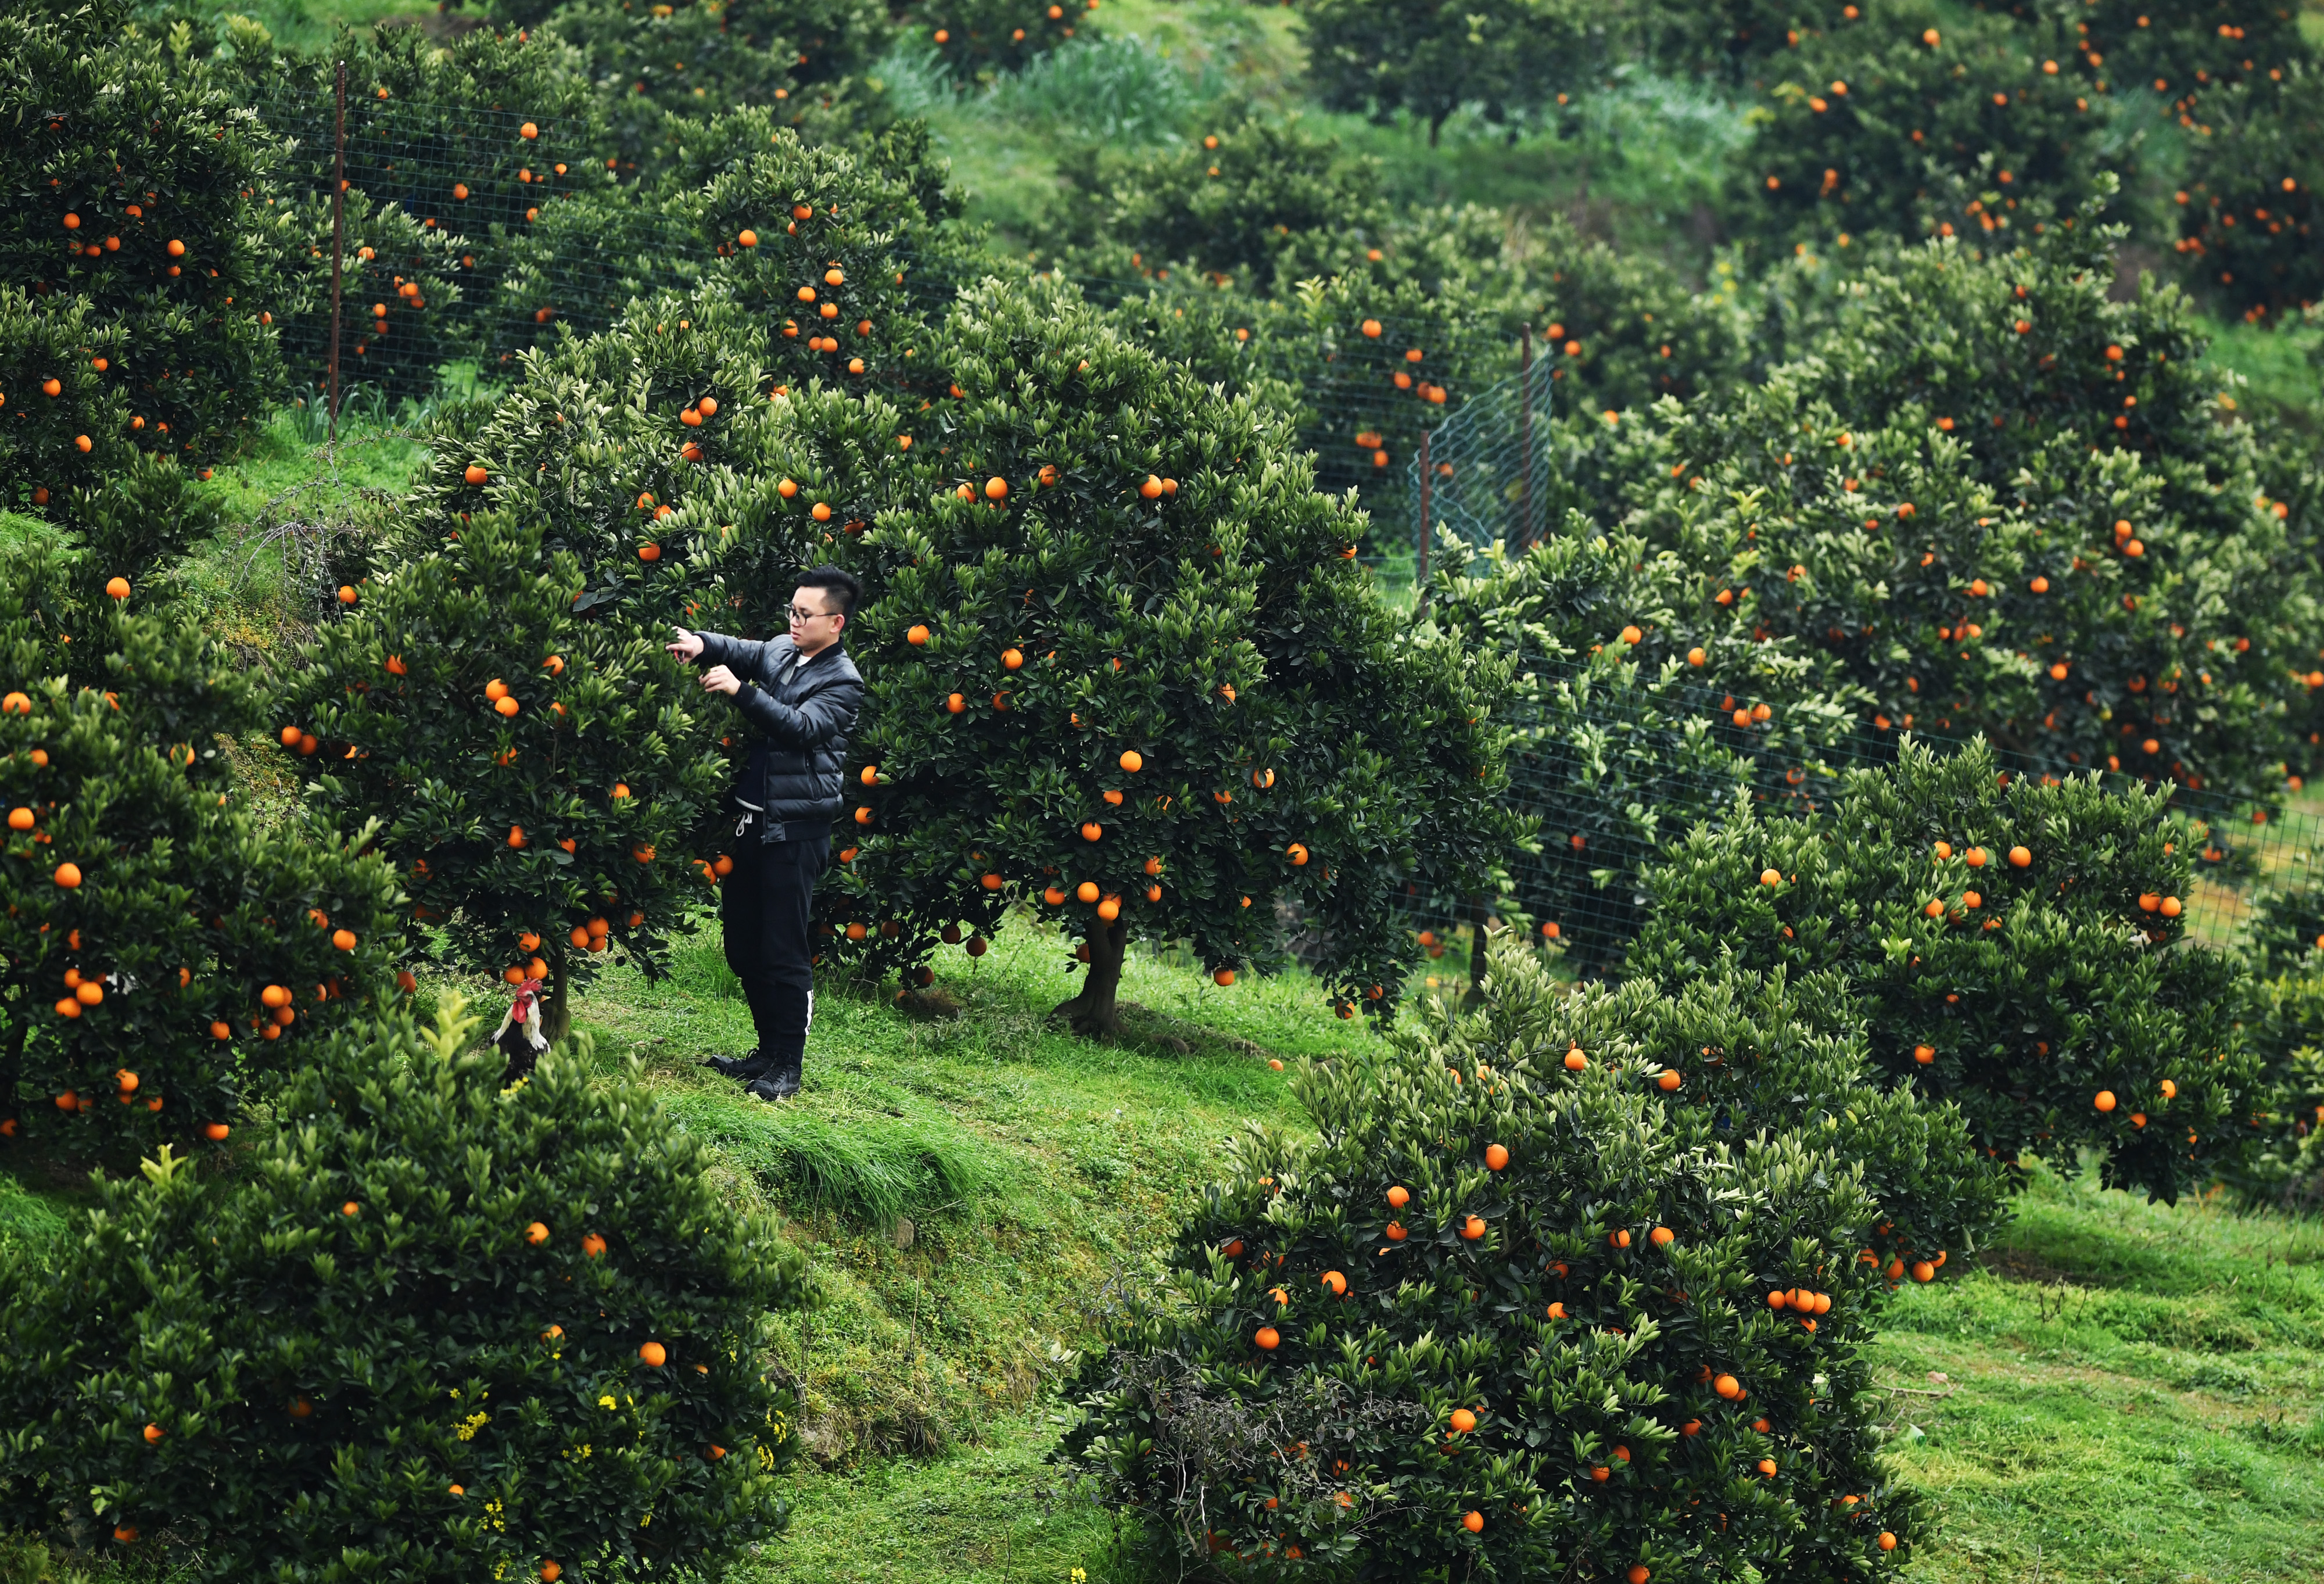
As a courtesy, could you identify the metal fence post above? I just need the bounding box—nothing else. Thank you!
[1519,324,1537,547]
[327,59,347,443]
[1416,427,1432,594]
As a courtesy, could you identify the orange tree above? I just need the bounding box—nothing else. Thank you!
[1048,118,1396,291]
[1103,265,1519,554]
[2173,62,2322,322]
[897,0,1096,77]
[1645,0,1861,78]
[269,507,727,1060]
[0,1,299,471]
[488,113,953,390]
[1061,959,1924,1581]
[2073,0,2311,106]
[1300,0,1596,145]
[2219,881,2324,1213]
[0,997,806,1580]
[0,286,221,552]
[378,291,774,603]
[0,544,402,1153]
[1419,942,2004,1291]
[1423,529,1864,974]
[734,278,1521,1031]
[1520,222,1749,414]
[685,121,945,397]
[1625,737,2266,1204]
[1729,2,2111,256]
[532,0,890,173]
[1549,202,2324,810]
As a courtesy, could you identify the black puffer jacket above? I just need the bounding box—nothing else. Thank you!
[695,632,864,840]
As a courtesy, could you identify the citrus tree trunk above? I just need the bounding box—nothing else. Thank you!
[1462,899,1494,1009]
[1052,919,1129,1038]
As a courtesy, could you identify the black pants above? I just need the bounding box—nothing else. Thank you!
[722,832,829,1071]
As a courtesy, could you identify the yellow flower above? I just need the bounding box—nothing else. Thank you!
[598,1395,616,1410]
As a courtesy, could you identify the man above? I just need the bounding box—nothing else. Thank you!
[666,566,865,1102]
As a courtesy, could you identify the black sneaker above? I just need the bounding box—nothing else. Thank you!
[700,1049,762,1077]
[745,1072,800,1102]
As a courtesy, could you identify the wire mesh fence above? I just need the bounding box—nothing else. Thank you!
[1407,352,1555,576]
[239,75,1533,558]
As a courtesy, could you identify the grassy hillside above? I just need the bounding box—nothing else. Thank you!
[541,930,2324,1584]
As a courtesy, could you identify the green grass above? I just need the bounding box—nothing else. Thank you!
[556,914,1364,1468]
[1881,1164,2324,1583]
[2201,313,2324,431]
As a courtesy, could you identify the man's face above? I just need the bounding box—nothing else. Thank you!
[788,586,844,649]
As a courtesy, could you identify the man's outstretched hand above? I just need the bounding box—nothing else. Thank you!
[666,626,705,662]
[699,665,743,697]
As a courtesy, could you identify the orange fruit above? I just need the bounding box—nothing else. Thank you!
[1449,1408,1477,1434]
[525,1221,549,1245]
[907,624,929,646]
[53,862,81,888]
[1213,968,1236,987]
[1254,1325,1279,1350]
[639,1341,667,1367]
[204,1122,229,1141]
[2095,1090,2117,1111]
[1484,1144,1509,1170]
[1563,1048,1587,1071]
[1462,1511,1484,1533]
[105,576,130,599]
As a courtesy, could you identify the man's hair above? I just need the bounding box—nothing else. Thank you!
[797,565,862,619]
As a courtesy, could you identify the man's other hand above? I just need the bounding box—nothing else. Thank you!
[666,627,705,662]
[699,664,743,697]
